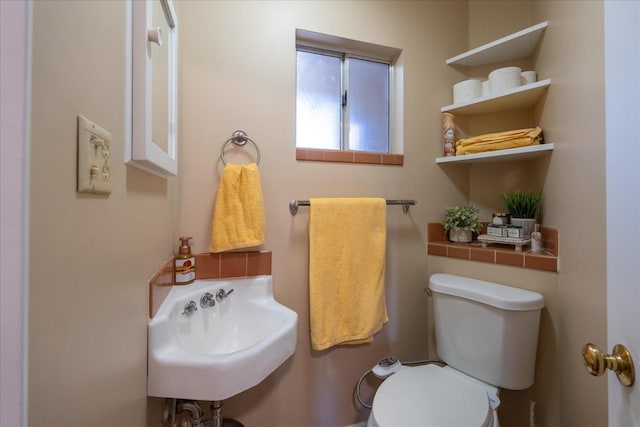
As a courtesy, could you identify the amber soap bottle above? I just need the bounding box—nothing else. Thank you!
[175,237,196,285]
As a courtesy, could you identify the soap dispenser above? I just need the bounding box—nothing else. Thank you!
[175,237,196,285]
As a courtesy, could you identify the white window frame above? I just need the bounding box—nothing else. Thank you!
[295,29,403,154]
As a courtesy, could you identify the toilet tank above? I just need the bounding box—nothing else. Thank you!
[429,274,544,390]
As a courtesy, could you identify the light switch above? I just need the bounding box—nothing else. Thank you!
[77,115,112,194]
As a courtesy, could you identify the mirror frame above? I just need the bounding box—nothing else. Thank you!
[125,0,178,177]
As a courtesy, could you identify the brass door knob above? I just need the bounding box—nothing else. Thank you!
[582,343,635,386]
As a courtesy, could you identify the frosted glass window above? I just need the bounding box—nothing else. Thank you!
[348,58,389,152]
[296,51,341,150]
[296,48,391,153]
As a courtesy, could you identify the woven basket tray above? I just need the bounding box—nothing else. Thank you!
[477,234,531,252]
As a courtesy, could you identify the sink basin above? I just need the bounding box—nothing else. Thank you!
[148,275,298,401]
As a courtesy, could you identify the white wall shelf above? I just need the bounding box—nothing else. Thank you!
[438,21,553,165]
[446,21,548,67]
[436,143,554,164]
[441,79,551,115]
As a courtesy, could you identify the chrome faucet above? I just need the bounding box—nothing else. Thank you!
[216,288,234,302]
[182,300,198,316]
[200,292,216,309]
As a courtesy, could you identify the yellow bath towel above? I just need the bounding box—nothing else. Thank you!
[455,126,543,155]
[309,198,388,351]
[209,163,265,253]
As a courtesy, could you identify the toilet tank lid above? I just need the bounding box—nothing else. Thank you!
[429,274,544,311]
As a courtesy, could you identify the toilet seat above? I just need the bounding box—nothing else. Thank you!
[369,364,493,427]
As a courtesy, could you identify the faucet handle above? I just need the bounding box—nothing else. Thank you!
[200,292,216,308]
[182,300,198,316]
[216,288,234,302]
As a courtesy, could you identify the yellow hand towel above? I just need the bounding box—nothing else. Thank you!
[209,163,265,253]
[309,198,388,351]
[455,127,543,155]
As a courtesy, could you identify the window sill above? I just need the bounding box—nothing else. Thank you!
[296,148,403,166]
[427,223,558,272]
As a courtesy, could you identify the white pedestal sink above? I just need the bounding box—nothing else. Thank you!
[148,275,298,401]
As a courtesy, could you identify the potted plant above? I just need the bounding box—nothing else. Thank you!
[443,205,482,243]
[500,190,544,237]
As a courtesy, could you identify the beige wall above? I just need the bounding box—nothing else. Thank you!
[449,1,608,426]
[29,2,175,426]
[26,1,608,426]
[469,0,533,47]
[452,2,608,426]
[172,1,468,426]
[533,1,608,426]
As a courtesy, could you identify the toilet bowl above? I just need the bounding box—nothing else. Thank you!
[367,274,544,427]
[367,364,499,427]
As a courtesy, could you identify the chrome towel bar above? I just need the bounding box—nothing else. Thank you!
[289,199,416,216]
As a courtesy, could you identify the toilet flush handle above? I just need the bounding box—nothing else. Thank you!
[582,342,635,386]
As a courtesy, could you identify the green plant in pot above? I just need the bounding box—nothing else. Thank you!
[443,205,482,243]
[500,190,543,237]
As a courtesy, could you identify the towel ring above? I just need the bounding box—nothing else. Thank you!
[220,130,261,165]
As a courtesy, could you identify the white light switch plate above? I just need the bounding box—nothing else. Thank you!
[77,115,112,194]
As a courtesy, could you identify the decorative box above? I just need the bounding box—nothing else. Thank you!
[487,224,508,237]
[506,225,524,238]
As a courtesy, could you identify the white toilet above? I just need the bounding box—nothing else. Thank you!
[368,273,544,427]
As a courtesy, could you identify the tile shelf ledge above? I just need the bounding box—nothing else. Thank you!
[427,223,558,272]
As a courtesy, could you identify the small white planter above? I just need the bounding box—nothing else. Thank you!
[448,228,473,243]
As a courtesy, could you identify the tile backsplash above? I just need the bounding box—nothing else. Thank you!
[148,251,272,318]
[427,223,558,272]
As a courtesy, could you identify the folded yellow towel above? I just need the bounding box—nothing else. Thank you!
[309,198,388,351]
[455,127,543,155]
[209,163,265,253]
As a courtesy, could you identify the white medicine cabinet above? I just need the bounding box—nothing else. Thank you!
[437,21,553,165]
[126,0,178,177]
